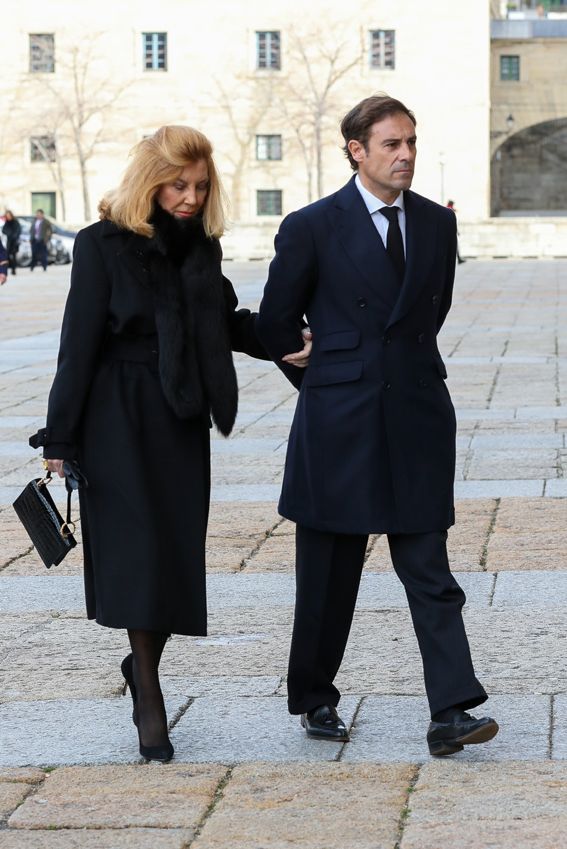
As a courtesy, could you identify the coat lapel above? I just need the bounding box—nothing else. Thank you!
[328,178,400,308]
[386,190,438,329]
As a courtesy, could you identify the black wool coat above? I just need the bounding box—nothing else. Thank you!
[31,213,268,635]
[257,177,458,535]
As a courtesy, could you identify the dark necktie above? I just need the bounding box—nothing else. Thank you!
[379,206,405,284]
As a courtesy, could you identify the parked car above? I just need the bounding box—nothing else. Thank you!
[0,215,77,266]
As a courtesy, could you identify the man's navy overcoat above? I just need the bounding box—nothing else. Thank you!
[257,177,458,535]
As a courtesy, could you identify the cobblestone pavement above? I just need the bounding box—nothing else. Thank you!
[0,261,566,847]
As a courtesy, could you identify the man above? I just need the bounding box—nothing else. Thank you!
[446,200,465,264]
[30,209,52,271]
[257,95,498,757]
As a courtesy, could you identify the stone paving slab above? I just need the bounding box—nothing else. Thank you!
[0,694,189,766]
[0,781,33,818]
[193,762,413,849]
[551,695,567,760]
[343,694,550,763]
[454,480,544,497]
[8,764,226,830]
[0,830,196,849]
[401,761,567,849]
[173,696,360,763]
[492,571,567,606]
[0,572,496,615]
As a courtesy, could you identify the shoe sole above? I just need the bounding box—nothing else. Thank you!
[428,720,499,757]
[300,715,350,742]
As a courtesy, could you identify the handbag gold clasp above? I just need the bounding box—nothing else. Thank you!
[60,521,76,538]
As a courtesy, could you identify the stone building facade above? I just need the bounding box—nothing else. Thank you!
[1,1,566,256]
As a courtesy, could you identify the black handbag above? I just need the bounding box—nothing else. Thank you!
[13,469,79,569]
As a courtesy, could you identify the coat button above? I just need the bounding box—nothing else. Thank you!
[418,378,428,388]
[432,294,439,304]
[357,297,367,308]
[382,335,391,345]
[417,333,425,343]
[382,381,391,390]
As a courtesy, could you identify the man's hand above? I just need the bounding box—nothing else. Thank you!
[0,274,6,286]
[282,328,312,369]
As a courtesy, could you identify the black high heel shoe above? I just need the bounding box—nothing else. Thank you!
[137,733,174,764]
[136,692,174,763]
[121,654,138,726]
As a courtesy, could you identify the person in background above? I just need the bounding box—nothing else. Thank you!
[2,211,21,275]
[446,200,465,264]
[30,209,52,271]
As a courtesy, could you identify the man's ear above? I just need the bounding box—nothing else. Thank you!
[347,139,365,163]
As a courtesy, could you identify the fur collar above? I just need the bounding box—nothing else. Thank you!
[142,208,238,436]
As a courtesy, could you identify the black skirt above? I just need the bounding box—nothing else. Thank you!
[78,357,210,635]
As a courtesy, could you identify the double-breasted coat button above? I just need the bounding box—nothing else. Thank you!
[382,335,391,345]
[417,333,425,343]
[432,294,439,304]
[418,378,428,388]
[357,297,367,307]
[382,381,391,390]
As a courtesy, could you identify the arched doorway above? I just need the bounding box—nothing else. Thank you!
[491,117,567,216]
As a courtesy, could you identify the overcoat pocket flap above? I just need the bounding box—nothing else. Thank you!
[436,358,448,378]
[305,360,363,387]
[319,330,360,352]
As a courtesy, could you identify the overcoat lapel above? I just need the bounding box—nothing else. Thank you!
[328,178,400,308]
[386,190,437,329]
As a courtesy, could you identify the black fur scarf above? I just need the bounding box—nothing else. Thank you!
[143,205,238,436]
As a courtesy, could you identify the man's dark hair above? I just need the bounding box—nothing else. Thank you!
[35,209,44,214]
[340,95,417,171]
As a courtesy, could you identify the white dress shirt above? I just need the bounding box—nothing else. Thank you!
[354,173,407,256]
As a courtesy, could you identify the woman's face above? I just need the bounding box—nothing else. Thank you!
[156,159,209,219]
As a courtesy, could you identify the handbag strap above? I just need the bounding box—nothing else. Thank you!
[40,470,75,537]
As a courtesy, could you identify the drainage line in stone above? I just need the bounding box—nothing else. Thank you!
[0,545,34,574]
[393,763,421,849]
[487,572,498,607]
[168,697,194,731]
[480,497,501,572]
[548,693,555,760]
[239,515,287,571]
[336,696,364,762]
[186,765,234,847]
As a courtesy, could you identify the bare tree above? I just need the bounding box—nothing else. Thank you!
[278,25,363,200]
[20,33,132,221]
[213,76,276,219]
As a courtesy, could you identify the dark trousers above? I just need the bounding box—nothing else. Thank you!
[7,247,17,274]
[287,525,487,718]
[31,241,48,270]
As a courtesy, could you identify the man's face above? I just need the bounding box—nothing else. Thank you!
[348,113,417,204]
[35,211,44,219]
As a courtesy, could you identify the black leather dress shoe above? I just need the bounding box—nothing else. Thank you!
[301,704,350,741]
[427,712,499,756]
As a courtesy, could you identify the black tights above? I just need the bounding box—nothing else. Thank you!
[127,629,170,748]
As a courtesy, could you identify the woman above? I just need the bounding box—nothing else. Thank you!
[31,126,310,762]
[2,211,21,275]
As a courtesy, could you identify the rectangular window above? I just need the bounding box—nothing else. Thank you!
[369,30,395,69]
[256,135,282,161]
[143,32,167,71]
[256,31,281,70]
[30,135,56,163]
[31,191,56,218]
[500,55,520,81]
[29,34,55,73]
[257,190,282,216]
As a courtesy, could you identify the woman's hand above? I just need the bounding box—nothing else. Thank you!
[282,328,312,369]
[45,459,65,478]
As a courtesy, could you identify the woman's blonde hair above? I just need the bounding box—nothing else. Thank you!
[98,126,226,238]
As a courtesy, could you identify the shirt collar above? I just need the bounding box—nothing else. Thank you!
[355,173,404,215]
